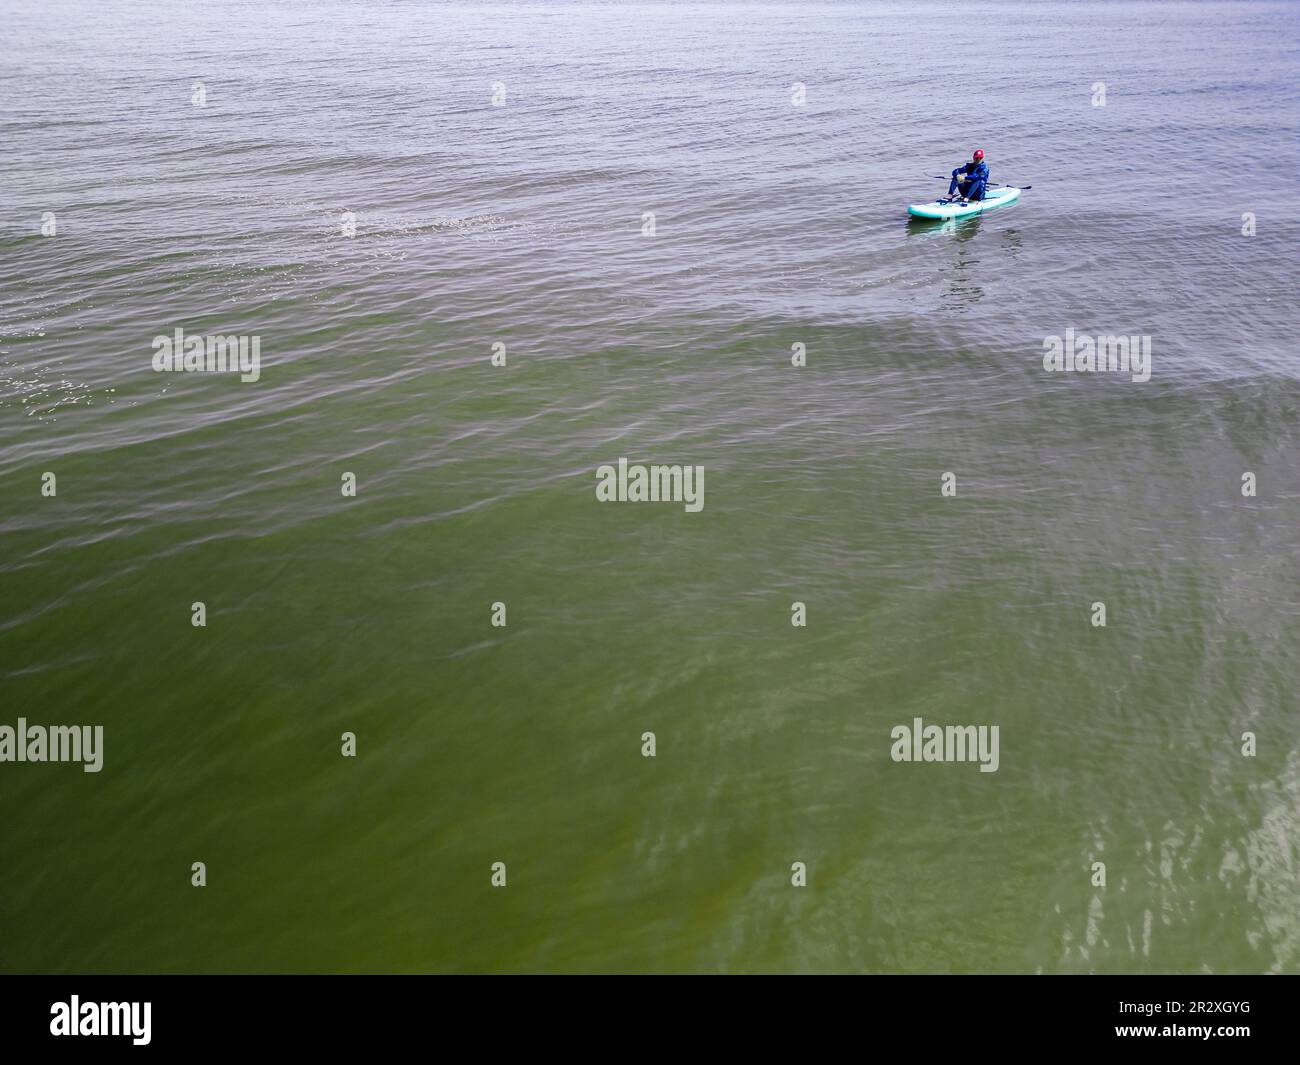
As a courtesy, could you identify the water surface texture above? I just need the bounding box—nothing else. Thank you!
[1,0,1298,972]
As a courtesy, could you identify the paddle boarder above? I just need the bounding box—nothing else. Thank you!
[948,149,989,202]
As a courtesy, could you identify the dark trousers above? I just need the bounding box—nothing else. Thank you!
[948,178,986,200]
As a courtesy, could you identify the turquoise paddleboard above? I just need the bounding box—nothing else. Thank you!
[908,185,1020,220]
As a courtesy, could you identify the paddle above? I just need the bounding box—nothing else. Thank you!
[928,176,1032,190]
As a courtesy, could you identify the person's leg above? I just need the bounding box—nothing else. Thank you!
[956,180,973,200]
[948,174,960,196]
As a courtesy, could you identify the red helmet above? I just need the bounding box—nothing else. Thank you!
[973,149,985,160]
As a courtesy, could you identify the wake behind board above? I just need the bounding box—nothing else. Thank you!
[908,186,1020,220]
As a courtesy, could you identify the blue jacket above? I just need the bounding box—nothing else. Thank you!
[952,160,989,198]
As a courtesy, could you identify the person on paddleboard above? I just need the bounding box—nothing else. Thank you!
[948,149,989,202]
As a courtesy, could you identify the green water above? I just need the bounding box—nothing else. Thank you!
[1,0,1298,973]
